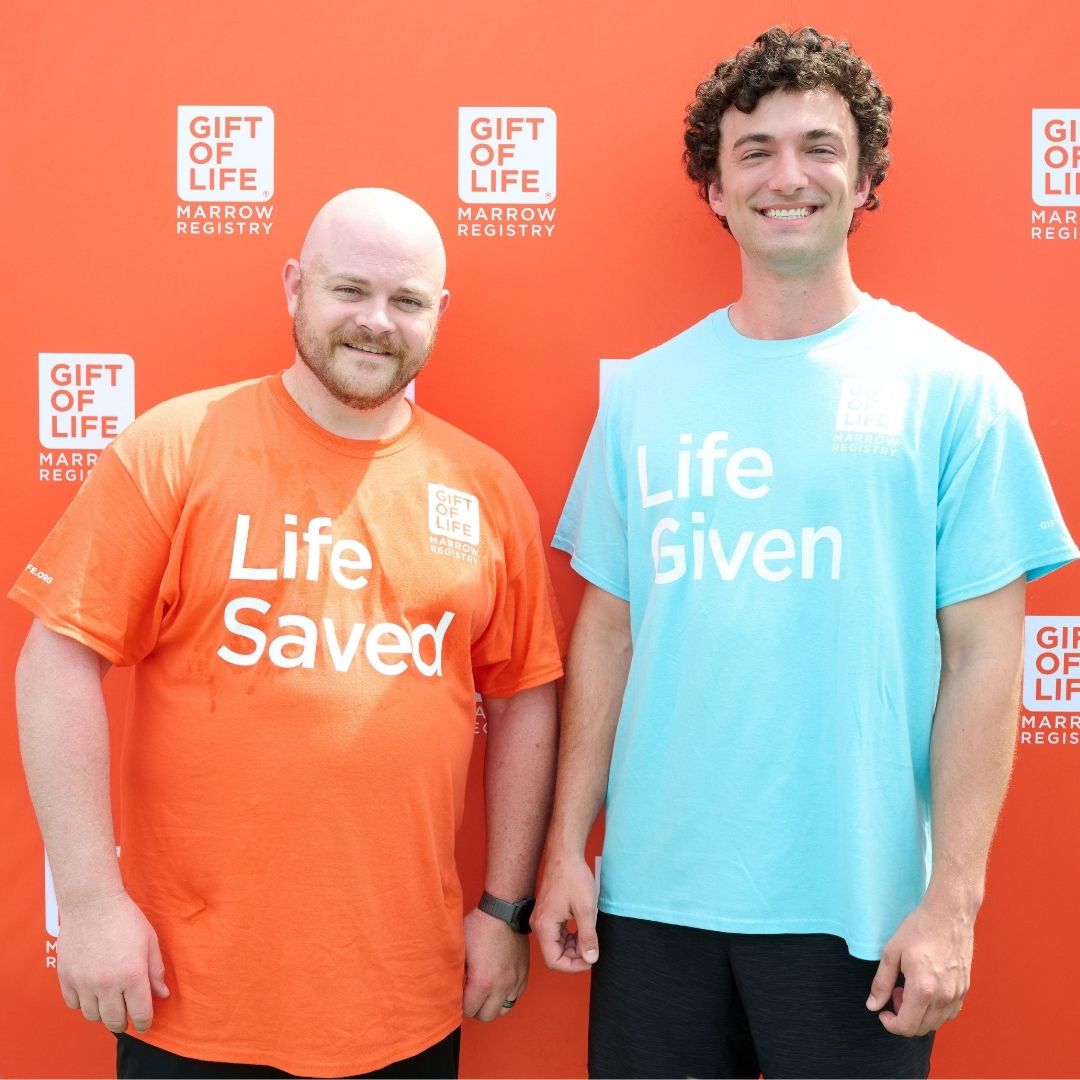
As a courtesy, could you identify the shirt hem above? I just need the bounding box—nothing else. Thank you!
[130,1012,462,1079]
[936,545,1079,608]
[598,899,886,961]
[477,660,564,700]
[550,540,630,603]
[7,585,129,666]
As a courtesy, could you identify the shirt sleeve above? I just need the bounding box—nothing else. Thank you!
[936,382,1078,608]
[8,442,177,666]
[552,398,631,601]
[471,478,566,699]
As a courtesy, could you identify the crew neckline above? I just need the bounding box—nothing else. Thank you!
[710,293,877,358]
[266,373,426,458]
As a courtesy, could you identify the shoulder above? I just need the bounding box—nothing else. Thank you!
[870,298,1018,388]
[598,311,721,419]
[106,376,269,496]
[415,407,519,476]
[414,407,538,519]
[115,377,267,453]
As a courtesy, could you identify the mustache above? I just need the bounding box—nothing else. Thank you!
[331,329,410,361]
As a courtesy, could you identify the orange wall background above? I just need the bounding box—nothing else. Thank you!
[3,1,1079,1076]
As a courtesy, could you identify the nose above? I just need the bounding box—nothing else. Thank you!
[768,147,809,195]
[353,298,394,335]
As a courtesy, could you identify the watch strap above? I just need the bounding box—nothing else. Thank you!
[478,890,535,934]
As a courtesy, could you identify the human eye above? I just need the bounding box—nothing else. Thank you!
[396,296,424,309]
[334,285,362,296]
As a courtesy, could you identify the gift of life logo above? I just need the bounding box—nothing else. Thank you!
[457,107,557,238]
[1020,616,1080,747]
[1031,110,1080,240]
[38,354,134,482]
[429,483,481,565]
[832,378,906,459]
[176,106,275,236]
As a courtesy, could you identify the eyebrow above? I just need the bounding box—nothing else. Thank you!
[730,127,845,150]
[325,272,429,296]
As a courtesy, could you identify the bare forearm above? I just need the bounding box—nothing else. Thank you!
[927,578,1025,914]
[481,680,558,898]
[546,583,632,857]
[15,619,122,909]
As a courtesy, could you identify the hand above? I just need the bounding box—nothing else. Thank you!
[866,898,973,1036]
[462,907,529,1022]
[531,853,599,973]
[57,891,170,1033]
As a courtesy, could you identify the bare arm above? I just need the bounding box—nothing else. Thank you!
[462,679,557,1021]
[16,618,168,1033]
[532,583,632,972]
[867,575,1025,1035]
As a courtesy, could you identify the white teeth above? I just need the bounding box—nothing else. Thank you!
[762,207,813,219]
[345,343,383,353]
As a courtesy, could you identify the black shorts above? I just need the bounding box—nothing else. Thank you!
[588,913,933,1079]
[115,1028,460,1079]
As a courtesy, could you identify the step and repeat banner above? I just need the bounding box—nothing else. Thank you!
[3,1,1078,1076]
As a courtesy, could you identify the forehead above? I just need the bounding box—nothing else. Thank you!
[307,218,444,292]
[719,88,858,149]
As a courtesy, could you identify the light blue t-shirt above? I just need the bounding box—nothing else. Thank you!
[554,295,1078,959]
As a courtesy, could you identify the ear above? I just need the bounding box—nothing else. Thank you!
[853,170,872,209]
[282,259,302,316]
[707,178,726,219]
[437,290,451,320]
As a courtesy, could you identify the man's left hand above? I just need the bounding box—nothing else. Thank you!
[866,898,974,1036]
[462,907,529,1022]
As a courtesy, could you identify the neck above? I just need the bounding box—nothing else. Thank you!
[729,251,862,340]
[281,360,413,440]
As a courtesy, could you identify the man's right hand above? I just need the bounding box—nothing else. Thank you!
[57,891,170,1033]
[531,853,600,973]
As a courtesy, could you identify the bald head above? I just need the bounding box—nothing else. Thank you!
[281,189,450,430]
[299,188,446,288]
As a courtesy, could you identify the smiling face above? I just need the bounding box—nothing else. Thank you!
[708,88,871,277]
[283,190,449,416]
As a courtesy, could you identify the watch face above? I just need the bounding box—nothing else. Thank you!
[512,897,536,934]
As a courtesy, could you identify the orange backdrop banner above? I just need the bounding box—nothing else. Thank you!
[3,1,1079,1076]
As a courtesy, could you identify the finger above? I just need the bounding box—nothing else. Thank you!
[573,901,600,964]
[532,911,572,968]
[98,989,129,1034]
[148,938,170,999]
[476,992,505,1022]
[879,981,931,1038]
[866,949,900,1011]
[462,976,487,1019]
[919,988,965,1035]
[79,992,103,1024]
[59,980,80,1011]
[124,978,155,1033]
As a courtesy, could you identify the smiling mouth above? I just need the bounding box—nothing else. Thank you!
[759,207,817,219]
[342,342,389,355]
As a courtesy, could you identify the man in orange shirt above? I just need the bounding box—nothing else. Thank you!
[13,188,564,1079]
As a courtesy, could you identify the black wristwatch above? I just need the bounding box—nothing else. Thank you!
[478,891,535,934]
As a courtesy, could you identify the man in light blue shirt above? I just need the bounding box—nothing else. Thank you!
[532,25,1077,1079]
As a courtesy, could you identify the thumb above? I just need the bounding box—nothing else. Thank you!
[575,900,600,964]
[148,937,170,998]
[866,947,899,1011]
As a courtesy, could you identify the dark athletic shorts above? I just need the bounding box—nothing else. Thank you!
[589,913,934,1079]
[116,1028,460,1079]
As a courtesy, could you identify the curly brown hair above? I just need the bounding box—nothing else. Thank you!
[684,26,892,230]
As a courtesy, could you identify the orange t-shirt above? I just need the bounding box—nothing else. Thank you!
[10,375,565,1076]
